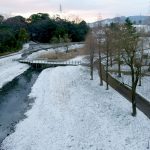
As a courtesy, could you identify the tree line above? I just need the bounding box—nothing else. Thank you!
[86,18,148,117]
[0,13,89,53]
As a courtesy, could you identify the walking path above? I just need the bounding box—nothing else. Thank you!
[95,60,150,119]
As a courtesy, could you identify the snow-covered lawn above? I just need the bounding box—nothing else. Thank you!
[0,54,29,89]
[2,65,150,150]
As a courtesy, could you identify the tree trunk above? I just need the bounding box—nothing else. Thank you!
[131,84,137,116]
[106,48,109,90]
[138,67,142,86]
[66,45,68,53]
[117,49,121,77]
[110,49,113,67]
[131,65,137,116]
[99,49,103,86]
[90,54,94,80]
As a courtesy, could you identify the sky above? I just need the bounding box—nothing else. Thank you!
[0,0,149,22]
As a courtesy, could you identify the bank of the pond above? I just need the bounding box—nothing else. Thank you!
[0,68,41,145]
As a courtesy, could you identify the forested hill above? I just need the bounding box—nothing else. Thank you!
[0,13,89,53]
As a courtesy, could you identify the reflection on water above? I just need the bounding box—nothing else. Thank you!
[0,68,41,144]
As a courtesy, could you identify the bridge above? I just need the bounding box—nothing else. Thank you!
[19,59,87,69]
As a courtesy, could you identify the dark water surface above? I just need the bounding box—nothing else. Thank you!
[0,68,41,144]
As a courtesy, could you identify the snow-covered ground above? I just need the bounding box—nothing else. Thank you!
[134,25,150,33]
[27,44,84,60]
[112,73,150,102]
[68,55,89,64]
[0,53,29,89]
[2,65,150,150]
[109,63,149,73]
[0,43,83,89]
[107,60,150,102]
[109,64,131,72]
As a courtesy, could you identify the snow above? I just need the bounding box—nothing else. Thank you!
[22,43,29,51]
[68,55,89,65]
[69,56,86,61]
[27,44,84,60]
[134,25,150,32]
[68,44,84,50]
[0,43,84,88]
[2,64,150,150]
[112,73,150,102]
[109,59,150,102]
[27,49,49,60]
[0,53,29,89]
[108,60,150,102]
[109,64,131,71]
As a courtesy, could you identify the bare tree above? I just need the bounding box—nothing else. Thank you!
[137,37,145,86]
[104,24,122,89]
[103,26,112,90]
[85,30,96,80]
[110,23,123,77]
[121,18,142,116]
[64,34,71,53]
[97,30,104,86]
[137,27,149,86]
[94,16,104,86]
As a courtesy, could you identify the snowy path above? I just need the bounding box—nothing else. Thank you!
[2,66,150,150]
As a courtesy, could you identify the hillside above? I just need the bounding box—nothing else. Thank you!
[89,15,150,27]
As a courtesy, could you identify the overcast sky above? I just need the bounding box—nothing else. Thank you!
[0,0,149,22]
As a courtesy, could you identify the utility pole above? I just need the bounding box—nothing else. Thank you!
[60,4,62,13]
